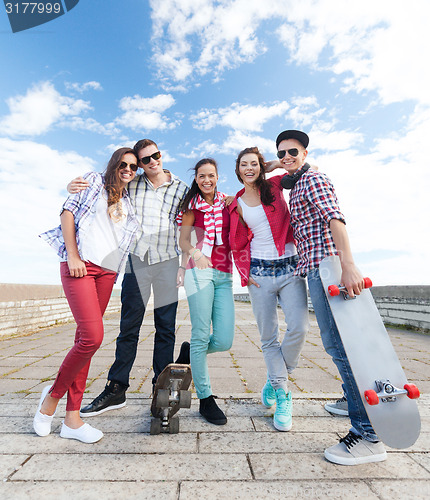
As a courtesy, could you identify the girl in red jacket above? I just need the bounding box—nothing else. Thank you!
[229,147,308,431]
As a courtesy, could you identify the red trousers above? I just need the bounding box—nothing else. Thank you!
[50,262,116,411]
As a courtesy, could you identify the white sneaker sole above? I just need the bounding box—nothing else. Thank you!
[273,419,292,432]
[324,449,387,466]
[79,401,126,417]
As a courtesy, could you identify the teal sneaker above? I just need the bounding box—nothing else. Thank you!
[261,380,276,408]
[273,389,292,431]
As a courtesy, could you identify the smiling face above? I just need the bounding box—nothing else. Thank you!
[117,152,137,187]
[277,138,308,174]
[238,153,261,186]
[137,143,164,178]
[195,162,218,200]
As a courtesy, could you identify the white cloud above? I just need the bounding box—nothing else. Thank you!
[0,138,98,284]
[115,93,178,131]
[65,81,103,93]
[149,0,276,83]
[0,81,91,137]
[191,101,290,132]
[277,0,430,105]
[150,0,430,110]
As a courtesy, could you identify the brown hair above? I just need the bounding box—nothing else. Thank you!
[103,147,137,208]
[235,147,275,207]
[133,138,158,157]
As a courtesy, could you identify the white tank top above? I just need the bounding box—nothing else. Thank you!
[238,197,296,260]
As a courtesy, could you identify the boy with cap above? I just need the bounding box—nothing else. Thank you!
[268,130,387,465]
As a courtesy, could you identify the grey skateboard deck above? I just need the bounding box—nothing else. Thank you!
[319,255,420,449]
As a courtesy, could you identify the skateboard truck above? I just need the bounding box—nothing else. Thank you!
[150,365,192,435]
[364,379,420,405]
[328,277,372,300]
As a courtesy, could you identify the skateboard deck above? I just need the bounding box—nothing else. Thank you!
[319,255,420,449]
[150,363,192,435]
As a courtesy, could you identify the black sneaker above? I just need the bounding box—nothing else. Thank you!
[199,395,227,425]
[80,381,126,417]
[175,341,190,365]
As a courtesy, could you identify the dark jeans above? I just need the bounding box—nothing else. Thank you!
[108,254,179,386]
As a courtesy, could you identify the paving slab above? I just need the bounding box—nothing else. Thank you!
[179,480,378,499]
[0,299,429,497]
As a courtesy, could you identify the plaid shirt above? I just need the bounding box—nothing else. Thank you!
[39,172,139,273]
[289,167,345,276]
[229,174,295,286]
[127,170,189,264]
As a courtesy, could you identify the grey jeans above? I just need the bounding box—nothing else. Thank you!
[248,255,309,392]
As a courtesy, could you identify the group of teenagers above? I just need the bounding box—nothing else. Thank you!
[33,130,387,466]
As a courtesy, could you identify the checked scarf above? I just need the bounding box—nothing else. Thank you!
[176,192,226,257]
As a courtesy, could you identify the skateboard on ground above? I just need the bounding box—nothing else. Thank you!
[150,363,192,435]
[319,255,421,449]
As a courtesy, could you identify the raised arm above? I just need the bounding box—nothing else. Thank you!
[67,176,90,194]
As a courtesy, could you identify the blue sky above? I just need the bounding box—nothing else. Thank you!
[1,0,429,287]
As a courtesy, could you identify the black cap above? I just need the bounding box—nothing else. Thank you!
[276,130,309,149]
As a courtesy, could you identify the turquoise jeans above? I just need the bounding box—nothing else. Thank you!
[184,267,235,399]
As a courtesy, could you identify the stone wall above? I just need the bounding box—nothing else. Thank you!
[0,283,121,338]
[234,285,430,333]
[1,284,429,338]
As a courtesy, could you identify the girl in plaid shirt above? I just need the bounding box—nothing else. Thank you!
[34,148,139,444]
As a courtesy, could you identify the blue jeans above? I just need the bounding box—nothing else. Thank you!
[248,255,308,392]
[307,268,377,441]
[108,254,178,387]
[185,268,235,399]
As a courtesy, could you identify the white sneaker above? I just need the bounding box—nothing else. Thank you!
[324,396,349,416]
[60,422,103,443]
[33,385,54,437]
[324,431,387,465]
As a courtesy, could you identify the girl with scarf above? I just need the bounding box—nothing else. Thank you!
[176,158,234,425]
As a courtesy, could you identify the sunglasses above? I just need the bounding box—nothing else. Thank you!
[277,148,300,159]
[139,151,161,165]
[119,161,138,172]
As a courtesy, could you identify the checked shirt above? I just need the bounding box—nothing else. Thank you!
[289,168,345,276]
[128,170,189,264]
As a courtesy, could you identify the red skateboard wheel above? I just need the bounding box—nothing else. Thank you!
[363,277,372,289]
[364,389,379,405]
[404,384,420,399]
[328,285,340,296]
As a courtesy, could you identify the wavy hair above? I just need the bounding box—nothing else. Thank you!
[103,147,137,208]
[235,147,275,207]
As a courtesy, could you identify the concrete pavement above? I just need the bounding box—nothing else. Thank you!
[0,300,429,499]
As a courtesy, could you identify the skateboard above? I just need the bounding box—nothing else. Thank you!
[319,255,421,449]
[150,363,192,435]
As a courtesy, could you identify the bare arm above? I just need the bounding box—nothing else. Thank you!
[329,219,363,297]
[178,211,212,270]
[60,210,87,277]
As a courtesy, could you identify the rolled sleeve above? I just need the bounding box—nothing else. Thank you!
[307,174,345,225]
